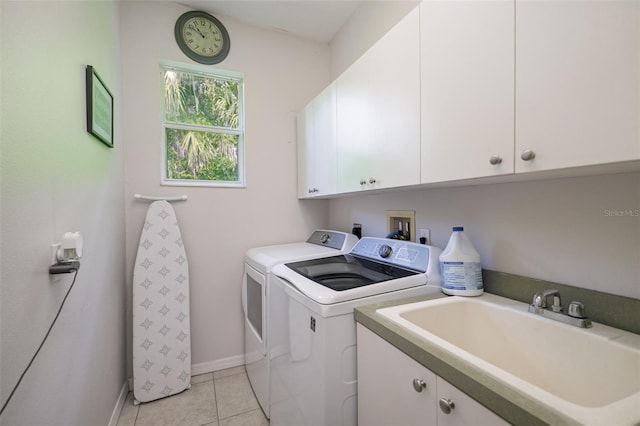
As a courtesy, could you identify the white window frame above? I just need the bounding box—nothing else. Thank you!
[160,60,245,188]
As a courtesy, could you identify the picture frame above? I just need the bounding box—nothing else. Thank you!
[86,65,114,148]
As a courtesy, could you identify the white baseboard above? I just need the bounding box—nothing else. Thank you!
[108,381,129,426]
[191,354,245,376]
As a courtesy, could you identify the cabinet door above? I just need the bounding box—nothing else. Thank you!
[357,324,438,426]
[336,55,371,193]
[296,104,315,198]
[420,0,515,183]
[436,377,510,426]
[368,6,421,189]
[515,0,640,172]
[312,84,338,196]
[297,85,338,198]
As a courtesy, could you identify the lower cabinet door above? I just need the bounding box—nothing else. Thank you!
[357,324,438,426]
[436,377,510,426]
[357,324,512,426]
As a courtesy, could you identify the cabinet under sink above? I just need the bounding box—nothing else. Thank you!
[357,324,509,426]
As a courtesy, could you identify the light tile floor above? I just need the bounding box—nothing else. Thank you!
[117,366,269,426]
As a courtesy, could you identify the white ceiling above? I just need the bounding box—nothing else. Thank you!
[175,0,364,42]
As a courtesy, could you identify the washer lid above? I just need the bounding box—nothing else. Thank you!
[273,261,429,305]
[271,237,443,305]
[284,254,418,292]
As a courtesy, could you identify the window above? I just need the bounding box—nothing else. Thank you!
[161,61,244,187]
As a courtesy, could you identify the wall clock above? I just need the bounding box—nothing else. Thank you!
[174,10,230,65]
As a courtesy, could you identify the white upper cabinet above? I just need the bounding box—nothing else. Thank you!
[337,7,421,193]
[297,102,314,198]
[336,55,371,193]
[420,0,515,184]
[297,83,338,198]
[299,0,640,198]
[515,0,640,172]
[367,6,421,189]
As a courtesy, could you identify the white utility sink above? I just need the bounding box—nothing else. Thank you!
[377,293,640,425]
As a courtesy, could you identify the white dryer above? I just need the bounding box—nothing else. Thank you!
[241,230,358,418]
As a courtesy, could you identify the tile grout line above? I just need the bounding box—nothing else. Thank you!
[212,374,220,425]
[131,393,140,426]
[133,402,140,426]
[212,370,261,423]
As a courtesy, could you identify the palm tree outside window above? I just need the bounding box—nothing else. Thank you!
[161,61,245,187]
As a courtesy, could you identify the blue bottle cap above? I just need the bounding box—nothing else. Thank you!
[452,226,464,231]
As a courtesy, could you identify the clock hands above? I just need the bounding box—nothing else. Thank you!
[188,23,206,39]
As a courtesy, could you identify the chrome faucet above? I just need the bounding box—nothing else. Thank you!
[531,289,563,313]
[528,289,592,328]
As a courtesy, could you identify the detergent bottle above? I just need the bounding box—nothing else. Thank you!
[439,227,484,296]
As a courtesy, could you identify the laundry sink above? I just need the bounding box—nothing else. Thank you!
[377,293,640,425]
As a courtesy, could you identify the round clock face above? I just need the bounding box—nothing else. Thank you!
[175,11,230,65]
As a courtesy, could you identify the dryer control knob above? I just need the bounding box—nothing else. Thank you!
[378,244,393,258]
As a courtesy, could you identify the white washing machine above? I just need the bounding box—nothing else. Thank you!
[268,237,442,426]
[241,230,358,418]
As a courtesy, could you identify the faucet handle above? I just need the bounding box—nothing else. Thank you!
[568,301,587,319]
[532,292,544,308]
[551,296,563,312]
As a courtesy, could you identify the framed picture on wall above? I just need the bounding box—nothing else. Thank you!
[86,65,114,148]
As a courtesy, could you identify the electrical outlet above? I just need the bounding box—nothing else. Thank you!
[51,243,61,266]
[419,228,431,245]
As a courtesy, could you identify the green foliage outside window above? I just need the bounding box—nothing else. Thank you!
[162,65,243,184]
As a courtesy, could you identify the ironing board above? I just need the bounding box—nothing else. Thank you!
[132,200,191,404]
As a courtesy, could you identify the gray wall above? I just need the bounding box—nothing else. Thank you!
[327,173,640,299]
[0,1,127,424]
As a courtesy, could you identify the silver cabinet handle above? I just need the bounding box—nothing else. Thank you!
[412,378,427,392]
[360,179,367,185]
[439,398,455,414]
[520,149,536,161]
[369,177,376,184]
[489,155,502,165]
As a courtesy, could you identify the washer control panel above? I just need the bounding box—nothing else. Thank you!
[351,237,434,272]
[306,230,356,251]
